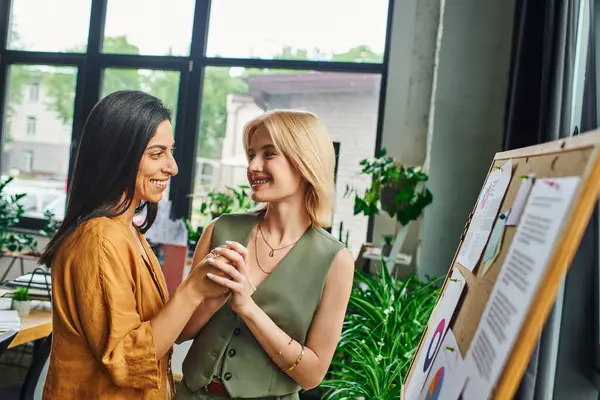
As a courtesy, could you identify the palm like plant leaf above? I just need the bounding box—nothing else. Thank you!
[321,262,442,400]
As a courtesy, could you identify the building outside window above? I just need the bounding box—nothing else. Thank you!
[0,0,391,246]
[29,81,40,102]
[26,116,36,135]
[22,150,33,172]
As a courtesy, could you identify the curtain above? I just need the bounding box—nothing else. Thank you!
[504,0,578,150]
[504,0,581,398]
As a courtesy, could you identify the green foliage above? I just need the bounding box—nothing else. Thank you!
[198,185,256,218]
[8,24,384,162]
[337,220,350,247]
[228,185,255,211]
[183,218,203,244]
[199,190,234,217]
[12,287,29,302]
[331,45,383,63]
[322,266,442,400]
[346,148,433,226]
[199,68,247,158]
[7,26,383,161]
[102,35,142,56]
[383,234,394,246]
[5,25,25,129]
[271,44,383,63]
[6,64,40,144]
[0,177,37,253]
[43,69,78,125]
[41,209,61,239]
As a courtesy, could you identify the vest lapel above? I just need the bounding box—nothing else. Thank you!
[251,226,314,301]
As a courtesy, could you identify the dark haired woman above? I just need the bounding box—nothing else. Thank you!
[41,90,230,400]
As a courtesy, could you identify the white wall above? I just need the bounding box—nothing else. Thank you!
[373,0,441,263]
[377,0,516,278]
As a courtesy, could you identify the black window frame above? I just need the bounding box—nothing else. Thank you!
[0,0,394,242]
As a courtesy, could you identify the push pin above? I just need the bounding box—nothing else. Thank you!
[541,180,560,190]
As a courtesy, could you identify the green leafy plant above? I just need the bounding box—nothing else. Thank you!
[321,264,442,400]
[228,185,255,212]
[345,148,433,226]
[12,287,29,302]
[198,185,256,219]
[41,209,61,238]
[337,221,350,247]
[183,218,203,244]
[0,177,37,253]
[383,234,394,246]
[198,190,235,218]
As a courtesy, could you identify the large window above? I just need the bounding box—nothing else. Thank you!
[101,68,181,118]
[103,0,196,56]
[206,0,388,62]
[192,67,380,252]
[0,0,392,250]
[2,65,77,220]
[7,0,92,52]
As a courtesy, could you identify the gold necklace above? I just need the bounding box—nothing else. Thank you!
[254,229,272,275]
[258,222,300,257]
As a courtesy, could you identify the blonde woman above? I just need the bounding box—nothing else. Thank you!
[175,110,355,399]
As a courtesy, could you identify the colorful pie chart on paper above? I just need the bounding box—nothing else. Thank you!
[423,318,446,372]
[425,366,445,400]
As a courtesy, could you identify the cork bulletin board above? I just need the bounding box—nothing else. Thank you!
[401,130,600,400]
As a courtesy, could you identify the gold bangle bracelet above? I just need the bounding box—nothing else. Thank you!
[284,346,305,372]
[272,337,293,364]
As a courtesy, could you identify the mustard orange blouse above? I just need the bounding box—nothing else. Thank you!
[44,217,174,400]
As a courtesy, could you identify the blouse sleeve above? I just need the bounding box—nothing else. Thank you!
[72,237,160,389]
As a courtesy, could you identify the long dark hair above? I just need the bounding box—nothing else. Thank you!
[40,90,171,267]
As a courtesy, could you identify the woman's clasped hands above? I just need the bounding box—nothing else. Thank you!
[205,241,257,316]
[184,241,256,315]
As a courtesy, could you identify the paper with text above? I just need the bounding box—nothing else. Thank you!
[506,174,535,226]
[457,160,513,271]
[418,329,467,400]
[480,209,510,277]
[405,268,466,399]
[462,176,581,400]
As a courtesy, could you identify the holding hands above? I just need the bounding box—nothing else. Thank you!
[206,241,257,316]
[186,250,232,299]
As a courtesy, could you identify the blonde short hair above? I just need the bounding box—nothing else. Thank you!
[243,109,336,228]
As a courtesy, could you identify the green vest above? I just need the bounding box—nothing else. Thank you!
[177,212,344,399]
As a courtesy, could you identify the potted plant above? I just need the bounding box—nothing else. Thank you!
[182,218,203,257]
[382,233,394,257]
[12,287,30,316]
[228,185,255,212]
[345,148,433,226]
[0,177,38,254]
[198,185,256,220]
[41,209,61,238]
[198,190,234,220]
[320,264,442,399]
